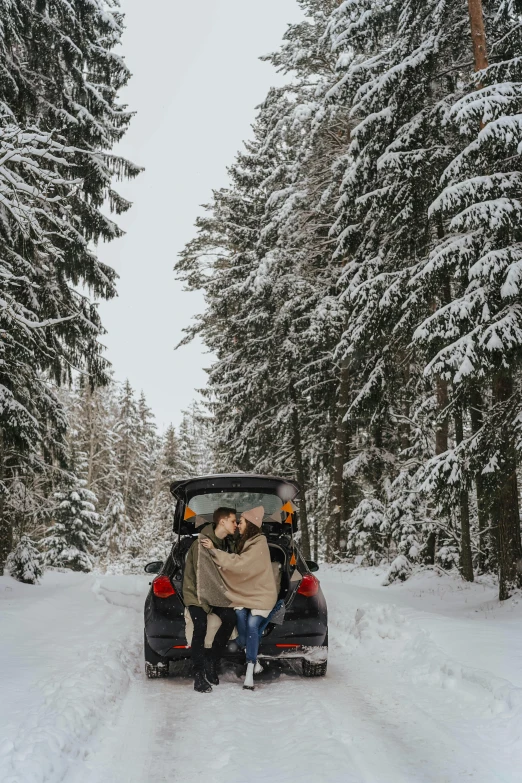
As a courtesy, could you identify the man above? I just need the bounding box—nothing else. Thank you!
[183,506,238,693]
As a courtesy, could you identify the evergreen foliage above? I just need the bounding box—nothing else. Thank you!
[0,0,141,572]
[178,0,522,599]
[44,479,100,572]
[99,491,130,560]
[21,379,208,574]
[6,535,44,584]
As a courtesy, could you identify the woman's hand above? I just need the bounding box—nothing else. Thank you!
[201,537,214,549]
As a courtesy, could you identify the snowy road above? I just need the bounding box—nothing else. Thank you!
[2,567,521,782]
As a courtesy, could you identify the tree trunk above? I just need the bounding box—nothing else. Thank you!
[435,378,449,455]
[467,0,488,73]
[426,266,451,566]
[314,516,319,562]
[492,371,521,600]
[424,377,449,565]
[454,407,474,582]
[87,385,95,489]
[469,387,489,571]
[313,471,320,561]
[400,360,411,452]
[290,381,311,560]
[327,360,350,562]
[0,430,12,575]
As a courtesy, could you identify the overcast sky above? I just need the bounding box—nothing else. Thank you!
[96,0,303,430]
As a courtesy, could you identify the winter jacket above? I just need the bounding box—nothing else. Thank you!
[198,533,278,612]
[182,524,232,613]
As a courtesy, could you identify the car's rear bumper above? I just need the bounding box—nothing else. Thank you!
[146,636,328,664]
[258,645,328,663]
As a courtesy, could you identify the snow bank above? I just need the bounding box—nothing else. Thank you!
[0,573,147,783]
[406,621,522,719]
[0,640,134,783]
[92,574,148,612]
[342,600,522,717]
[323,563,522,768]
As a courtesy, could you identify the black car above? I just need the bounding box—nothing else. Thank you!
[143,473,328,680]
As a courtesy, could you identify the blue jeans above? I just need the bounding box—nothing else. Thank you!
[235,609,264,664]
[235,601,284,663]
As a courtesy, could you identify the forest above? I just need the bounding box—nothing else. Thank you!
[0,0,213,581]
[2,0,522,603]
[2,3,522,779]
[177,0,522,601]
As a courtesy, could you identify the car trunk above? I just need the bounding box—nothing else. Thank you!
[169,475,302,639]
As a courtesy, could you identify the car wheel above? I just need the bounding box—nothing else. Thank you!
[145,661,169,679]
[302,659,327,677]
[144,631,169,678]
[302,629,328,677]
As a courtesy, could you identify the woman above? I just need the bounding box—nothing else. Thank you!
[201,505,277,690]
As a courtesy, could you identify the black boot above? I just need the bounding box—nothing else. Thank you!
[205,655,220,686]
[194,670,212,693]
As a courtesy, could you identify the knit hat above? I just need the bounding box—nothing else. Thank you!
[242,506,265,528]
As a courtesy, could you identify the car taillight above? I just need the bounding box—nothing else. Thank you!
[297,573,319,597]
[152,576,176,598]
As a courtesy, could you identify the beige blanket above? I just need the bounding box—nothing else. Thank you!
[197,533,277,611]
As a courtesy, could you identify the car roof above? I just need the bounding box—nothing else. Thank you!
[170,473,300,501]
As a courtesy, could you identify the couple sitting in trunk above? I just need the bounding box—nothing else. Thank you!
[183,505,278,693]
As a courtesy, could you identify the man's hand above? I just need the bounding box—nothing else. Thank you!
[201,536,214,550]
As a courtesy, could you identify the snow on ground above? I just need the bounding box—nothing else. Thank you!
[1,565,521,782]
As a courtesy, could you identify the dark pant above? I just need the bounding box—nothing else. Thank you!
[188,605,237,674]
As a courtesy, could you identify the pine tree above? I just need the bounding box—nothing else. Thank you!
[161,425,184,483]
[114,380,142,520]
[134,391,159,519]
[99,491,130,559]
[0,0,141,571]
[6,535,44,584]
[177,402,214,476]
[68,379,120,512]
[347,498,391,565]
[177,0,522,596]
[43,478,99,572]
[413,0,522,597]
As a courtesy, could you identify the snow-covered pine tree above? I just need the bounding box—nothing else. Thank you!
[0,0,140,571]
[114,380,142,524]
[0,125,77,571]
[178,0,522,586]
[262,0,358,561]
[6,535,44,584]
[99,491,130,560]
[323,0,492,575]
[412,0,522,598]
[347,497,390,566]
[134,391,159,519]
[161,425,184,483]
[67,378,120,513]
[136,424,183,565]
[43,477,99,572]
[178,61,348,557]
[177,402,214,477]
[177,91,290,477]
[139,493,173,566]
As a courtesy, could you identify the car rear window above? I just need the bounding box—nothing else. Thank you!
[187,492,284,524]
